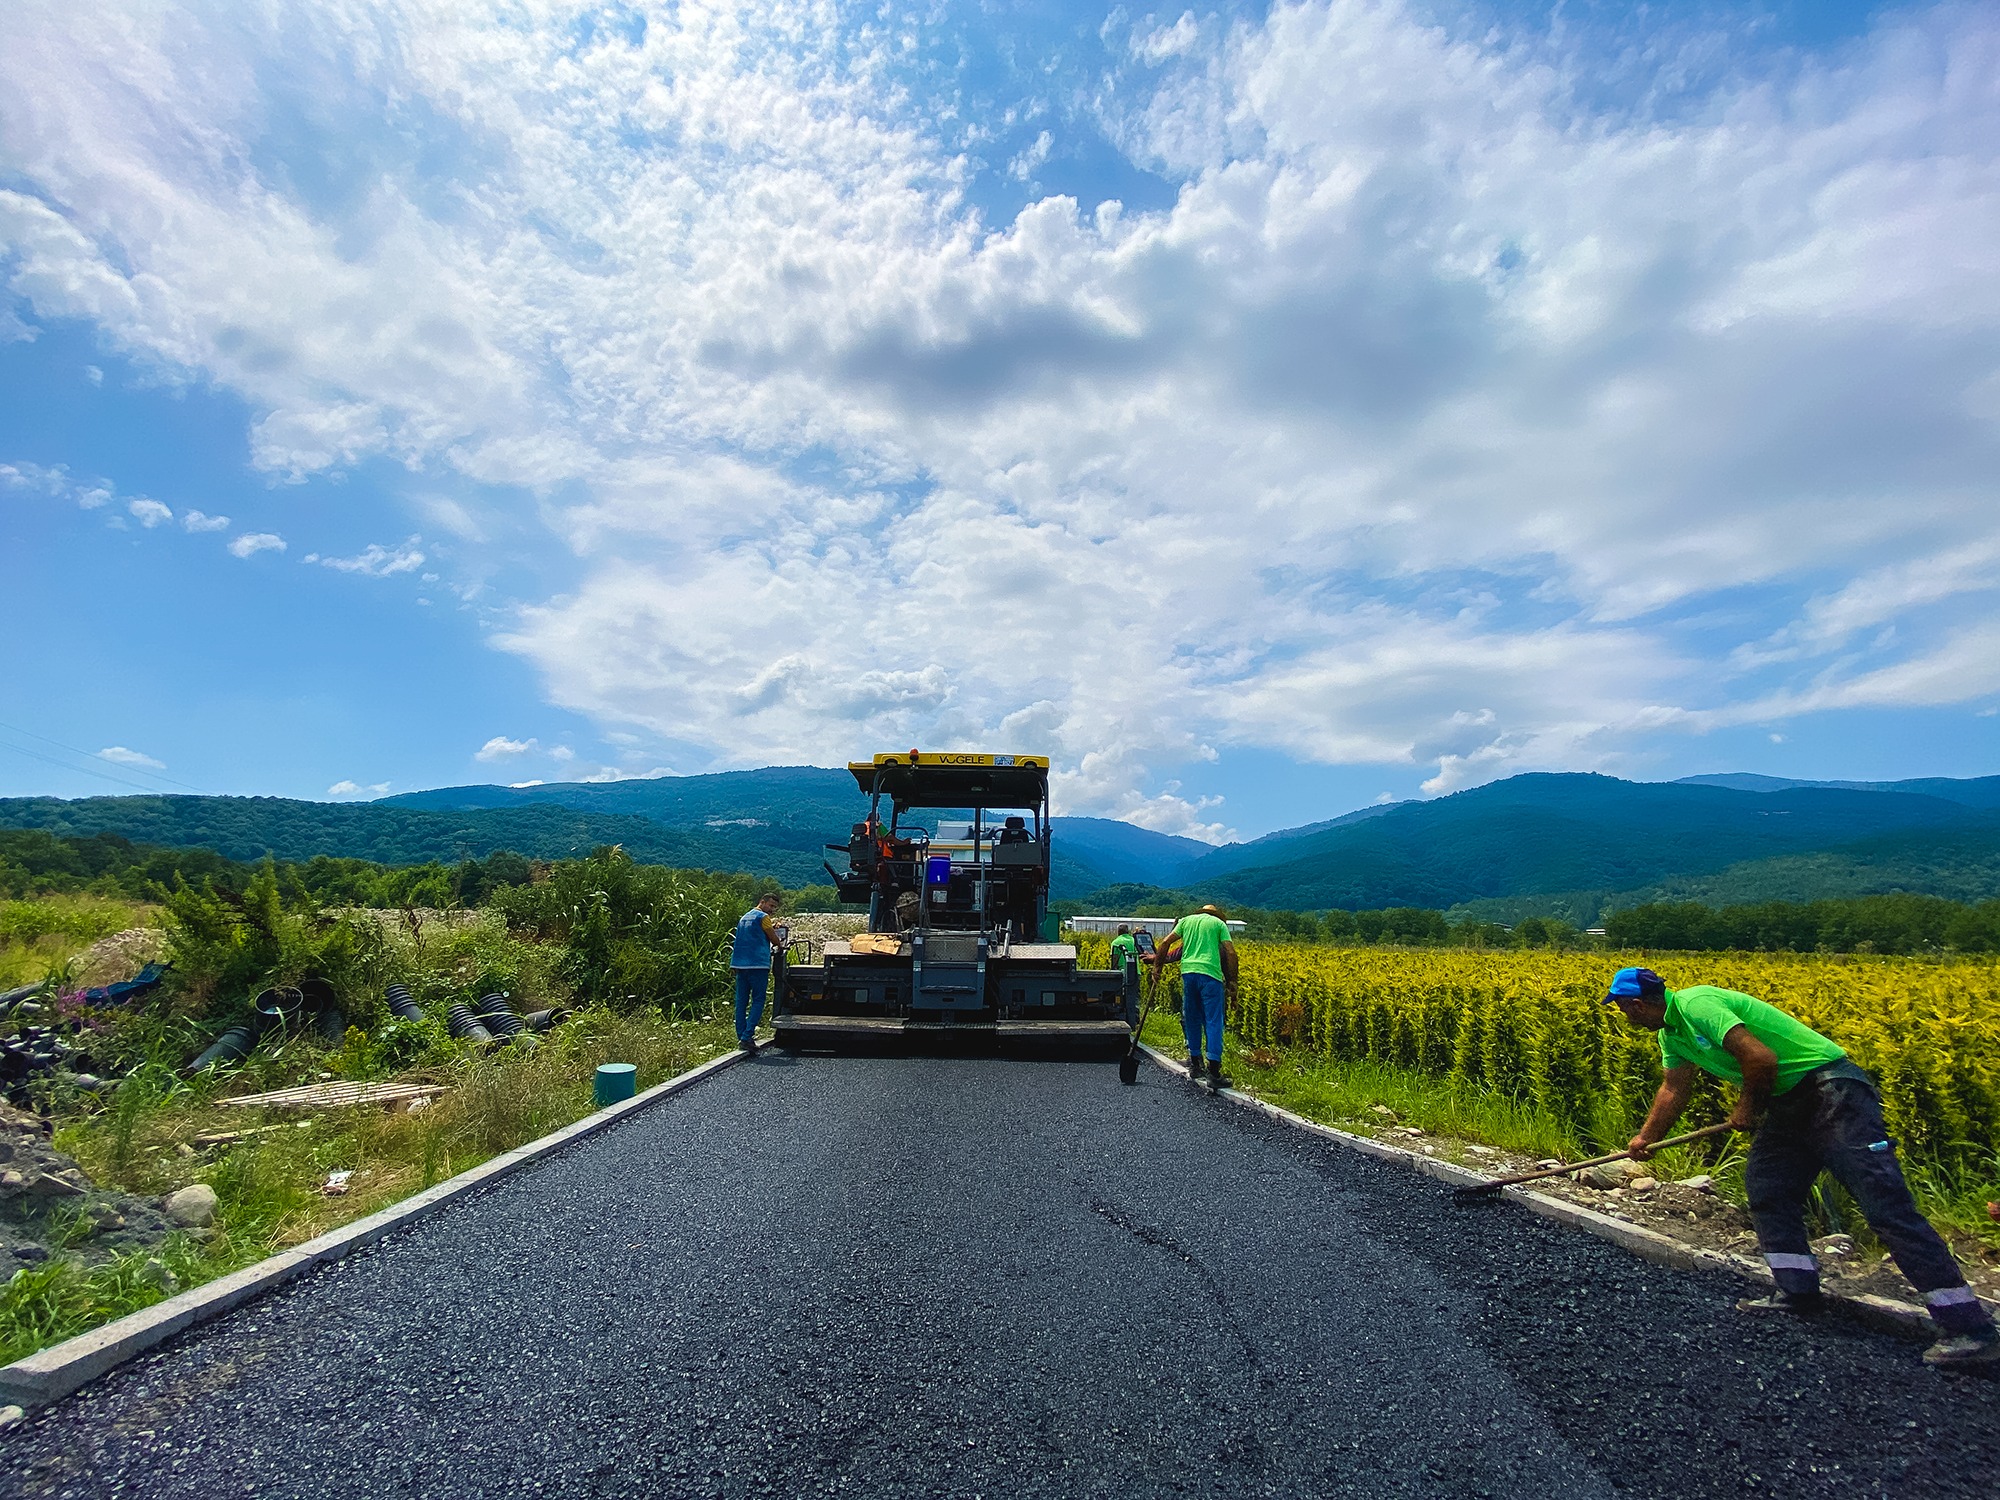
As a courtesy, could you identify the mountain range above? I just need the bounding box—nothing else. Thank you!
[3,768,1995,920]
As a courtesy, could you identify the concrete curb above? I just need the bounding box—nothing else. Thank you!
[0,1044,754,1410]
[1138,1044,1956,1343]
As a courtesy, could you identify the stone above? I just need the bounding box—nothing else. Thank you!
[163,1184,219,1228]
[1580,1165,1626,1191]
[1811,1233,1855,1258]
[0,1169,24,1194]
[1680,1174,1715,1193]
[27,1171,85,1198]
[0,1405,22,1430]
[1629,1176,1659,1193]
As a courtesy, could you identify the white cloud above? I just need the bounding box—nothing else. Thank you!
[227,532,285,558]
[576,766,675,784]
[127,497,171,527]
[83,363,102,384]
[309,537,427,576]
[507,778,544,788]
[326,779,390,798]
[98,745,163,768]
[180,508,229,532]
[6,2,1999,810]
[475,735,537,761]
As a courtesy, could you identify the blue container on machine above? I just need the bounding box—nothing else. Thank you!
[593,1062,637,1106]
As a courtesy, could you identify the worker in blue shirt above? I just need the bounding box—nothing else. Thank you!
[730,891,783,1052]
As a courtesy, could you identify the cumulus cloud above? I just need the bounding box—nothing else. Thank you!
[98,745,164,768]
[475,735,537,760]
[6,2,1999,813]
[180,508,229,532]
[127,497,171,527]
[227,532,285,558]
[305,538,427,576]
[327,779,390,797]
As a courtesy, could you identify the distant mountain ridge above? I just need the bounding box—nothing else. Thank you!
[4,768,1997,917]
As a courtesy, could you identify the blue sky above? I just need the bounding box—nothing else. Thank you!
[4,0,1997,841]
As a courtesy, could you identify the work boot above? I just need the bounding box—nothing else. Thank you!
[1736,1288,1825,1317]
[1207,1060,1232,1091]
[1186,1053,1203,1079]
[1922,1328,2000,1369]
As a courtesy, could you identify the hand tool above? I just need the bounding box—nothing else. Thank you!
[1453,1121,1734,1199]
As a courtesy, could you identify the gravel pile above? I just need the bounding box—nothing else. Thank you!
[0,1102,177,1271]
[4,1054,1994,1498]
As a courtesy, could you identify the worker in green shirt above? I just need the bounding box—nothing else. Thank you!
[1605,966,1997,1369]
[1108,924,1139,976]
[1148,904,1238,1089]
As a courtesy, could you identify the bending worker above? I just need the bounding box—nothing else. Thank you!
[730,890,784,1053]
[1149,904,1237,1089]
[1605,966,1997,1369]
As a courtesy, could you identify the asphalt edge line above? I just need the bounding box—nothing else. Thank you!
[0,1043,754,1411]
[1136,1043,1954,1342]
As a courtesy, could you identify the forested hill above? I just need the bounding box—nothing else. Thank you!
[6,769,1998,915]
[0,794,839,887]
[1183,773,2000,916]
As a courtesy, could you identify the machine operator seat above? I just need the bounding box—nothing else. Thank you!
[996,816,1031,846]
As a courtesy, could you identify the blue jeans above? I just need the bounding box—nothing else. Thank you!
[1182,973,1225,1062]
[1746,1061,1992,1335]
[733,968,768,1042]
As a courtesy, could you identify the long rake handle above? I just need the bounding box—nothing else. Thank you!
[1458,1121,1735,1195]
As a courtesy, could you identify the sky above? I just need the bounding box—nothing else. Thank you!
[4,0,1998,842]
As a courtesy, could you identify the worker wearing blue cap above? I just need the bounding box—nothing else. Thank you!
[1604,966,1997,1369]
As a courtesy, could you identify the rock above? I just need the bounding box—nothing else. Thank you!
[12,1244,47,1263]
[27,1171,86,1199]
[1580,1165,1626,1191]
[0,1169,24,1194]
[1811,1233,1855,1259]
[1629,1176,1659,1193]
[0,1405,22,1430]
[1681,1174,1715,1193]
[1466,1145,1500,1158]
[163,1184,219,1228]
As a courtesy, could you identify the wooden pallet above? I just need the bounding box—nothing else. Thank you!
[217,1081,449,1111]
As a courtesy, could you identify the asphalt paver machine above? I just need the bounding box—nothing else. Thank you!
[772,751,1136,1047]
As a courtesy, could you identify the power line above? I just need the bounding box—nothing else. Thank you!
[0,717,207,794]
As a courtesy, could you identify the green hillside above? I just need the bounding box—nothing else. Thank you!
[0,795,832,886]
[1187,773,1998,913]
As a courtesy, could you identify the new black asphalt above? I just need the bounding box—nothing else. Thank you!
[6,1052,1997,1498]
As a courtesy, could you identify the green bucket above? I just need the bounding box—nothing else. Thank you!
[593,1062,637,1107]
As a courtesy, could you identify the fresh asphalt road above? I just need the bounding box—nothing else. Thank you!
[6,1052,1998,1499]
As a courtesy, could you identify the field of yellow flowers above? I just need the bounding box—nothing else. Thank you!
[1082,937,2000,1186]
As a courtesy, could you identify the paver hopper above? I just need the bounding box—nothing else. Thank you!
[773,751,1137,1047]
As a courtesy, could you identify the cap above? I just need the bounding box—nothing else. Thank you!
[1604,966,1665,1004]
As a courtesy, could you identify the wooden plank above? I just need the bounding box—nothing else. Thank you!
[219,1081,448,1110]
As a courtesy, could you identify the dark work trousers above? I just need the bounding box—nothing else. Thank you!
[1745,1061,1993,1335]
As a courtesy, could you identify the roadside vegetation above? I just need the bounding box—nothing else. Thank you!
[0,846,761,1365]
[1064,888,2000,955]
[1097,934,2000,1255]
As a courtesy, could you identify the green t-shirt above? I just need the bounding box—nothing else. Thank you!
[1659,986,1846,1094]
[1109,934,1138,970]
[1171,913,1232,982]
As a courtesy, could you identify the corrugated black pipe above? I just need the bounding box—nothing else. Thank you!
[522,1008,566,1033]
[385,983,424,1024]
[473,992,526,1038]
[446,1002,494,1044]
